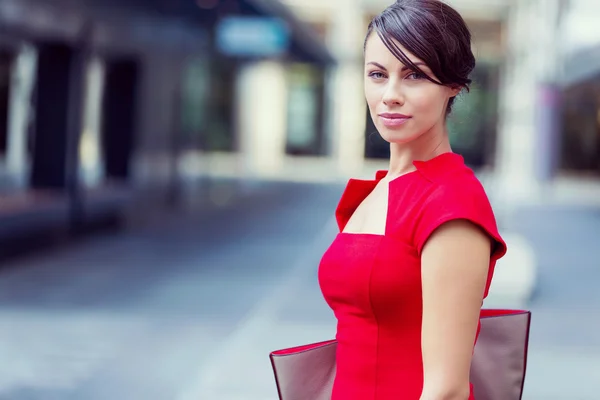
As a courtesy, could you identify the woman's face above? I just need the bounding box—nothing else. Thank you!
[364,33,460,144]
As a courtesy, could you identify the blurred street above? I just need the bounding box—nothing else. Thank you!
[511,205,600,400]
[0,181,341,400]
[0,180,596,399]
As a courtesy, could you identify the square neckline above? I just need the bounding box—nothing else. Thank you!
[339,172,416,237]
[335,152,463,236]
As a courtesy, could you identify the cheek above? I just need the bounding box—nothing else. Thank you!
[364,82,383,110]
[407,87,448,115]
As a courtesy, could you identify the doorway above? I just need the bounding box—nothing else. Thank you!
[101,57,140,181]
[0,49,14,158]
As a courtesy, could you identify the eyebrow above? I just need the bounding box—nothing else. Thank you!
[366,61,428,72]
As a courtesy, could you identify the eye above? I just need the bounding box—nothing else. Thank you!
[368,71,387,80]
[406,71,426,80]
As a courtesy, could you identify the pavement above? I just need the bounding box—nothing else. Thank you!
[509,204,600,400]
[0,178,598,399]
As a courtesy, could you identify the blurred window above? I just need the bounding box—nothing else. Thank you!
[180,57,210,150]
[204,57,237,152]
[561,80,600,174]
[285,63,322,155]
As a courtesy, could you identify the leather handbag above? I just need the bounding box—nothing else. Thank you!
[269,309,531,400]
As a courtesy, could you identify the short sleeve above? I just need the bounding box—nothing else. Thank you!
[413,182,507,260]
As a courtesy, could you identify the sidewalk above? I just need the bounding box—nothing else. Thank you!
[0,181,344,400]
[507,204,600,399]
[177,218,340,400]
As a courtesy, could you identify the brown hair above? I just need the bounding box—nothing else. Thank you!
[365,0,476,114]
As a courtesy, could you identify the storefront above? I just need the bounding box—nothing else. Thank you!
[561,77,600,175]
[0,0,333,248]
[0,0,211,242]
[559,44,600,176]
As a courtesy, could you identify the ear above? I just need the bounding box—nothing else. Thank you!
[448,84,462,98]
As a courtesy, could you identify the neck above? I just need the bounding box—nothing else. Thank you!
[387,124,451,178]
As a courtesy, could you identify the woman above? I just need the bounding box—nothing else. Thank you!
[317,1,507,399]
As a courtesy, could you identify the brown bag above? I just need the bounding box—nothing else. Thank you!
[269,309,531,400]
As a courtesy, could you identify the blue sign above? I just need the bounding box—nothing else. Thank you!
[215,16,290,57]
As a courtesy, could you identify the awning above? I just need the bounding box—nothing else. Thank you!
[122,0,336,65]
[243,0,335,65]
[0,0,334,64]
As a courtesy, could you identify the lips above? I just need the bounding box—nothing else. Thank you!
[378,113,411,128]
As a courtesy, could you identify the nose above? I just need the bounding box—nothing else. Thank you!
[382,80,404,107]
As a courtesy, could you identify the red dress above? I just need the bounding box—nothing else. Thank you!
[318,153,507,400]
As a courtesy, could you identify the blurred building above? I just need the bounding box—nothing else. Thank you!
[0,0,333,248]
[559,0,600,177]
[245,0,595,209]
[215,0,563,198]
[2,0,599,251]
[178,0,514,185]
[279,0,510,172]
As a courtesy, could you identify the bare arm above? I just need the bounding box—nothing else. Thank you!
[419,219,492,400]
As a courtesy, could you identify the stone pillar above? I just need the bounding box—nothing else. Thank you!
[494,0,563,216]
[532,0,563,183]
[236,60,288,178]
[326,0,367,175]
[6,43,36,189]
[78,56,106,188]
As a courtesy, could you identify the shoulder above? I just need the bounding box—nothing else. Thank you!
[414,170,497,232]
[416,152,484,192]
[389,152,491,214]
[421,169,492,214]
[391,153,506,259]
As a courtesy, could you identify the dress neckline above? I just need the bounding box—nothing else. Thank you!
[335,152,465,233]
[375,152,463,183]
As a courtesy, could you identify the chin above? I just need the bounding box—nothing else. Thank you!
[378,128,420,144]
